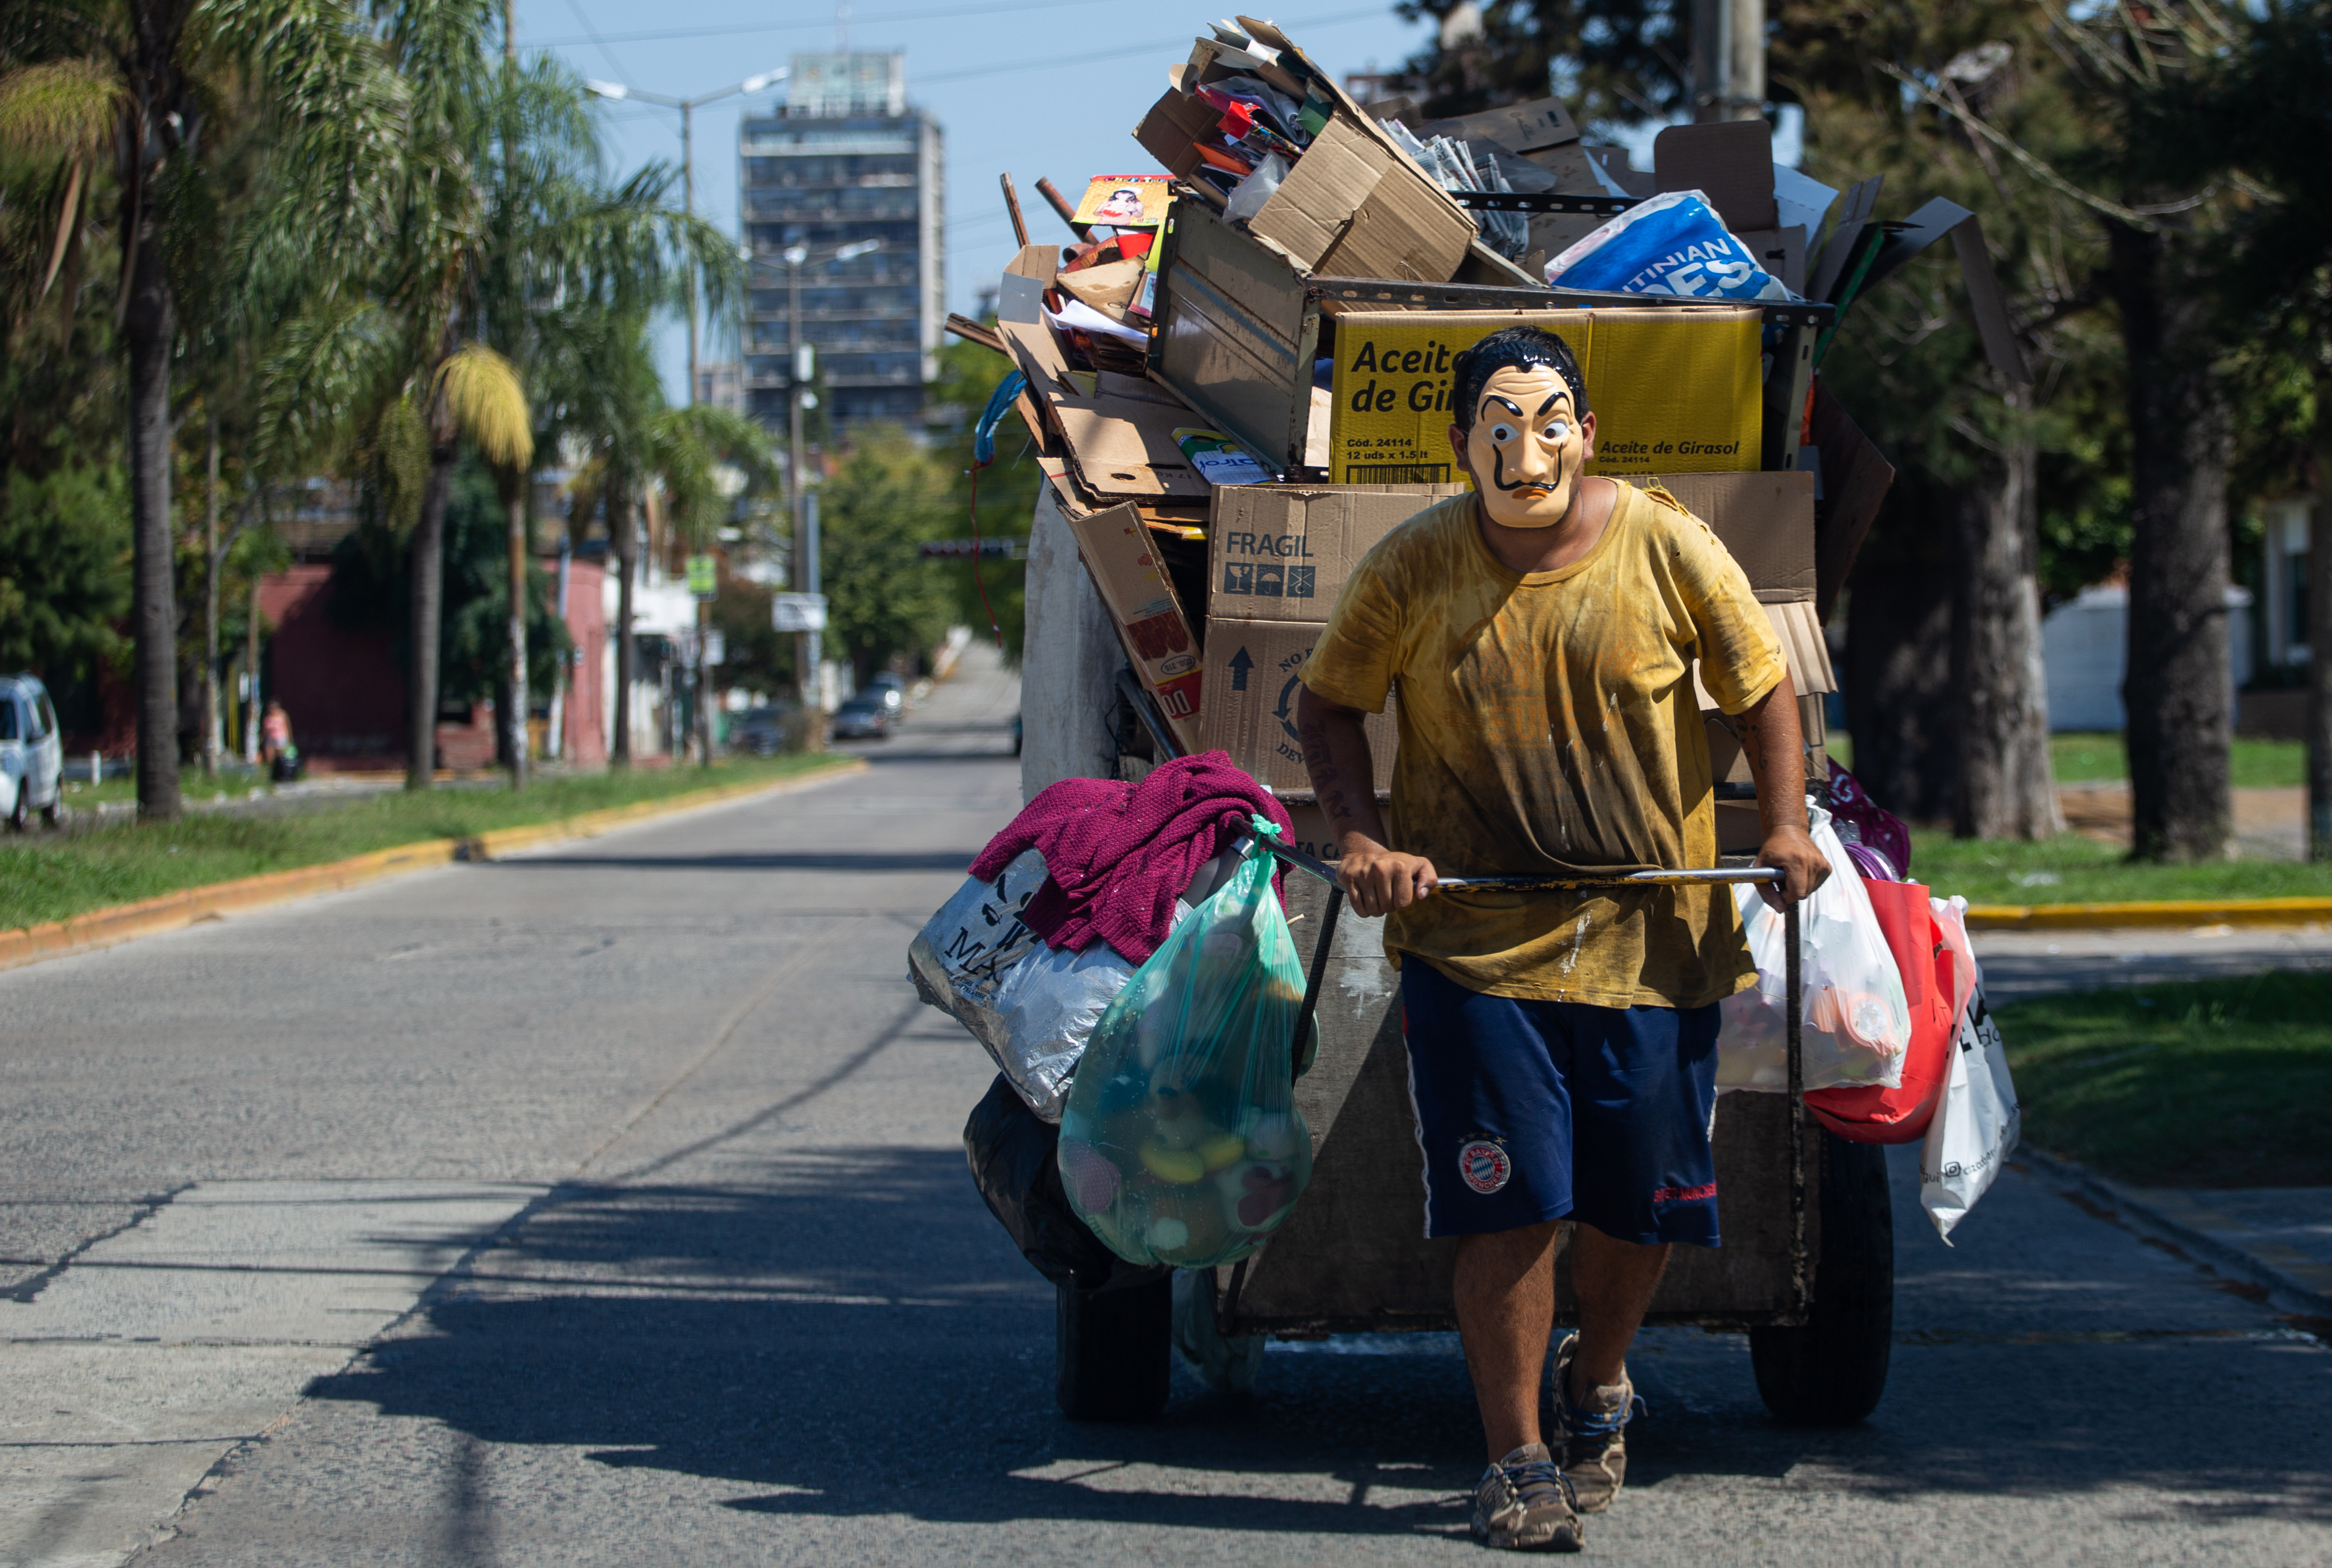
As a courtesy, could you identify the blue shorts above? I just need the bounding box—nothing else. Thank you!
[1400,960,1723,1246]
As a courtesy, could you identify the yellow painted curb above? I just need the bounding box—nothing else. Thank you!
[0,759,867,974]
[1963,896,2332,932]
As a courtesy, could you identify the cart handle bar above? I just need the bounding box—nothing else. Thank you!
[1437,869,1782,890]
[1256,839,1780,895]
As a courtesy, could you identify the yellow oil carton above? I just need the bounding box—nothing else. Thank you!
[1326,307,1761,484]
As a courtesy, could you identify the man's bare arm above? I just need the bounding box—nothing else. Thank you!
[1294,684,1437,917]
[1730,670,1830,909]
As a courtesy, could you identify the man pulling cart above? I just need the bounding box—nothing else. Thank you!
[1295,325,1827,1550]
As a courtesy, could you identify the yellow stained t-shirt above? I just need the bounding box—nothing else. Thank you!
[1301,482,1786,1007]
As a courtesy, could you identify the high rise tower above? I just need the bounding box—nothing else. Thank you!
[738,53,945,434]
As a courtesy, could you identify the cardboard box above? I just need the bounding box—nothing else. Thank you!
[1651,121,1779,234]
[1207,483,1466,622]
[1807,381,1896,620]
[1326,307,1763,483]
[1280,801,1345,863]
[1134,24,1478,284]
[1648,470,1816,602]
[1201,617,1397,793]
[1704,696,1829,786]
[1058,498,1206,752]
[1417,97,1581,161]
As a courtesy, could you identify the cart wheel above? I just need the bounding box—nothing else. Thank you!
[1056,1272,1173,1421]
[1749,1130,1893,1427]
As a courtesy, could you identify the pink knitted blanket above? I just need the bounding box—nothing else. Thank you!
[968,751,1294,962]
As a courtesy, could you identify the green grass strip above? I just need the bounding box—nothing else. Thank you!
[1828,732,2301,789]
[1,755,851,932]
[1909,831,2332,907]
[1995,971,2332,1188]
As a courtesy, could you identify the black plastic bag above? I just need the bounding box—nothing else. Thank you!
[963,1075,1168,1292]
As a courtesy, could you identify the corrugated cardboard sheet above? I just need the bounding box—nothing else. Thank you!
[1058,497,1206,751]
[1647,470,1816,602]
[1201,617,1397,793]
[1206,483,1466,622]
[1692,601,1836,709]
[1134,22,1478,286]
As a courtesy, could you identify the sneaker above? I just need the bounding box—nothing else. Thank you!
[1470,1441,1583,1552]
[1550,1333,1644,1514]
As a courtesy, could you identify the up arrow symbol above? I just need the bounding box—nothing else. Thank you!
[1228,646,1254,692]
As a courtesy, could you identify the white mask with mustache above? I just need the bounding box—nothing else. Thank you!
[1451,365,1589,532]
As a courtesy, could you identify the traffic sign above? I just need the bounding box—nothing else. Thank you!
[773,592,827,632]
[686,553,717,598]
[920,538,1024,559]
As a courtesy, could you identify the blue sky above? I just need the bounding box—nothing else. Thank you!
[521,3,1446,401]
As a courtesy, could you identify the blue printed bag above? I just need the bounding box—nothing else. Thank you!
[1545,189,1792,303]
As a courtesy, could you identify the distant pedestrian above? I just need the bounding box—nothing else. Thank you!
[260,702,290,763]
[261,701,299,781]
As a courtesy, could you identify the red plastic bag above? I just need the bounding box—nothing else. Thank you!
[1806,880,1956,1144]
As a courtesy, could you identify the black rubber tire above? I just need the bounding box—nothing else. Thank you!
[1056,1273,1174,1421]
[1749,1130,1894,1426]
[5,782,25,832]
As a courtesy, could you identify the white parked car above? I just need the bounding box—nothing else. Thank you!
[1,673,65,830]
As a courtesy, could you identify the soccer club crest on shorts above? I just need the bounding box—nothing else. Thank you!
[1457,1138,1512,1195]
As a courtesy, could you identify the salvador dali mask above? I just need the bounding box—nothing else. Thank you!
[1450,365,1592,530]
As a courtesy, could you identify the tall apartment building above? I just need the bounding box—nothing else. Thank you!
[737,53,945,434]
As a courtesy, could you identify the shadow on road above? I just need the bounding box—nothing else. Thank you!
[298,1147,2332,1538]
[486,851,983,874]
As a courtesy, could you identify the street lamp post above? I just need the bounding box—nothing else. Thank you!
[584,68,787,405]
[778,237,881,730]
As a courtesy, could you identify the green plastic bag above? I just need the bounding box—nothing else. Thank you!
[1056,822,1312,1268]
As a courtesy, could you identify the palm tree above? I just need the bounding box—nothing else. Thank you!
[0,0,399,819]
[552,311,667,765]
[364,4,735,788]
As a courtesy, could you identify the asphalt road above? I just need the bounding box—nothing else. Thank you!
[2,654,2327,1566]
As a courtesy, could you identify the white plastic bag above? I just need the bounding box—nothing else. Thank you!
[909,849,1191,1122]
[1715,805,1911,1092]
[1919,977,2021,1242]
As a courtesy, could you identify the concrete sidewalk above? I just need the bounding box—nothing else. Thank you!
[1971,923,2332,1001]
[1968,926,2332,1320]
[2017,1149,2332,1319]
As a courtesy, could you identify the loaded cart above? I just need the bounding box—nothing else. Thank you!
[950,13,1999,1434]
[1040,688,1888,1432]
[1013,277,1890,1431]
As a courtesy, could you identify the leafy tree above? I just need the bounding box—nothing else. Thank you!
[931,332,1041,663]
[818,426,952,687]
[284,5,730,790]
[1391,0,1691,124]
[709,572,792,706]
[2137,0,2332,851]
[0,0,400,820]
[1776,3,2104,838]
[324,453,569,711]
[0,463,128,678]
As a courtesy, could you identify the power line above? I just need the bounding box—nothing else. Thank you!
[563,0,633,86]
[527,0,1118,48]
[910,9,1387,88]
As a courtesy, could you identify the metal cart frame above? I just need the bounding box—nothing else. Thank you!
[1051,676,1893,1429]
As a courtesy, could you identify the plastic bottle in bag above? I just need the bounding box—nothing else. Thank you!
[1056,824,1312,1269]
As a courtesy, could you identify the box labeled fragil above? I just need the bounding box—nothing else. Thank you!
[1201,617,1397,793]
[1327,307,1761,483]
[1057,498,1205,752]
[1207,483,1466,623]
